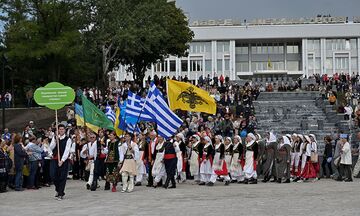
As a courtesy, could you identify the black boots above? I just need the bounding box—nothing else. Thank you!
[104,181,110,190]
[164,177,176,189]
[0,181,7,193]
[163,178,170,189]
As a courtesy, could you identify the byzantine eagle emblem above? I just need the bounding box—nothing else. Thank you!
[176,87,208,109]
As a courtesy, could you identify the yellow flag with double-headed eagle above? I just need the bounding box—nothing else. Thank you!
[167,79,216,114]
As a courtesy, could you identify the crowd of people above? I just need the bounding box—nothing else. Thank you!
[0,75,359,201]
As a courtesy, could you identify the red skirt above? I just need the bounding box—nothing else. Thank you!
[214,161,228,176]
[300,161,317,179]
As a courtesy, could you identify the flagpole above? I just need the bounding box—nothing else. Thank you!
[131,87,152,134]
[55,109,60,163]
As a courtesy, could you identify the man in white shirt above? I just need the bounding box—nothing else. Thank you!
[80,132,98,190]
[49,124,72,201]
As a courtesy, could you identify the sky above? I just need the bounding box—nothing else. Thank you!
[176,0,360,21]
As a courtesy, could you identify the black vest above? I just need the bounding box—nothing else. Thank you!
[53,137,69,160]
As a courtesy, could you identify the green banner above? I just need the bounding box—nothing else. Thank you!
[34,82,75,110]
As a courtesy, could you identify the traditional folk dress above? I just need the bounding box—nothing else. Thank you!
[163,141,180,188]
[104,139,120,190]
[174,140,187,182]
[290,137,302,176]
[244,135,258,183]
[189,140,201,182]
[230,137,245,182]
[262,132,277,181]
[213,142,230,184]
[152,141,166,185]
[300,137,317,179]
[275,136,291,182]
[199,139,216,185]
[119,141,139,193]
[136,140,147,185]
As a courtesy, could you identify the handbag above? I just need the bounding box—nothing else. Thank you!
[310,152,318,163]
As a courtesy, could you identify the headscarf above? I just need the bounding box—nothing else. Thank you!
[225,137,232,145]
[247,133,256,141]
[267,132,277,143]
[215,135,223,143]
[192,135,200,142]
[256,133,262,140]
[282,136,291,147]
[176,133,185,143]
[204,136,212,146]
[304,135,311,143]
[233,135,242,145]
[309,134,317,143]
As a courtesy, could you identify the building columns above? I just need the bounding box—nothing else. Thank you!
[230,40,236,80]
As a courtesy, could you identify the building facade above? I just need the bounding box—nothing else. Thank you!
[115,17,360,82]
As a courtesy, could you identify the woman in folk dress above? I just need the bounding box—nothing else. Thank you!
[230,135,245,183]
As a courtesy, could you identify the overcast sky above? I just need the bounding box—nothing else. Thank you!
[176,0,360,21]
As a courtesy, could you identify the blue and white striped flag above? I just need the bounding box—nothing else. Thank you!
[144,83,183,139]
[126,123,141,134]
[125,91,154,123]
[104,104,116,123]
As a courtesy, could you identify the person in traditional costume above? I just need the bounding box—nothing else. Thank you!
[309,134,320,181]
[230,135,245,183]
[163,139,180,188]
[189,135,201,183]
[135,133,147,186]
[213,135,231,185]
[256,133,266,176]
[199,136,216,186]
[174,133,187,183]
[275,136,291,183]
[119,132,139,193]
[290,134,301,177]
[224,137,233,184]
[103,131,120,192]
[143,131,157,187]
[244,133,258,184]
[152,135,166,188]
[298,135,317,182]
[80,131,99,191]
[262,132,277,182]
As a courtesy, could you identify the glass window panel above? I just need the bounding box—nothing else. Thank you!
[205,60,212,71]
[217,60,222,72]
[225,59,230,71]
[181,60,188,72]
[351,58,358,71]
[251,46,257,54]
[279,46,284,54]
[170,60,176,72]
[326,58,333,69]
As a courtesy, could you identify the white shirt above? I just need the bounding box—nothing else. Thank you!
[80,141,98,160]
[49,134,72,162]
[119,141,139,162]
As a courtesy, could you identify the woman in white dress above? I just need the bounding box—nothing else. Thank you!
[230,135,245,183]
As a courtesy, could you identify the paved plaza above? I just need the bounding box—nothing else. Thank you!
[1,179,359,216]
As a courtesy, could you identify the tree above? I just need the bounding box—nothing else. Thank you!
[0,0,98,88]
[82,0,194,86]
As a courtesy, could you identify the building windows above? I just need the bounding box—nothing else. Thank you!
[217,41,230,53]
[335,57,349,70]
[190,42,211,54]
[307,39,320,50]
[326,39,354,51]
[154,62,167,72]
[170,60,176,72]
[251,61,284,71]
[235,46,248,54]
[236,62,249,72]
[251,43,284,54]
[287,61,300,71]
[190,60,203,72]
[287,45,299,54]
[326,58,333,70]
[181,60,188,72]
[205,60,212,71]
[351,57,358,71]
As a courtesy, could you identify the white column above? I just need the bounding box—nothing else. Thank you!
[302,39,307,77]
[212,40,217,79]
[284,42,287,71]
[222,54,225,77]
[202,55,206,78]
[167,59,170,77]
[321,39,326,75]
[332,53,336,75]
[357,38,360,75]
[230,40,236,80]
[249,44,252,72]
[151,64,154,79]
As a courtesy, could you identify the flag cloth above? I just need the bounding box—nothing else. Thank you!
[75,103,101,133]
[104,104,116,123]
[114,107,125,137]
[81,95,114,131]
[167,79,216,114]
[126,91,154,123]
[144,83,183,139]
[126,123,141,134]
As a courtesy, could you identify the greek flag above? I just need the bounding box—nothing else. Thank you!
[126,123,141,134]
[144,83,183,139]
[104,104,116,123]
[125,91,154,123]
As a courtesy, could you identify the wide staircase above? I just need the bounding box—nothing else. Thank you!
[254,91,339,153]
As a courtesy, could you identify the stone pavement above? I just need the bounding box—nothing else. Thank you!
[0,179,359,216]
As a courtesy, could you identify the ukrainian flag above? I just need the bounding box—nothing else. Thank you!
[114,107,126,137]
[75,103,101,133]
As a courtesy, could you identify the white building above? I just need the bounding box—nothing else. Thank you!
[115,16,360,82]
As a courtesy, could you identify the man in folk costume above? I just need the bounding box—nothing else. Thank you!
[213,135,231,186]
[49,124,72,200]
[119,132,139,193]
[135,133,147,186]
[143,131,157,187]
[290,134,301,177]
[244,133,259,184]
[103,131,120,192]
[188,135,201,183]
[163,138,180,188]
[262,132,277,183]
[337,134,352,182]
[275,136,292,183]
[199,136,216,186]
[152,135,166,188]
[80,131,99,191]
[174,133,187,183]
[256,133,266,176]
[230,135,245,183]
